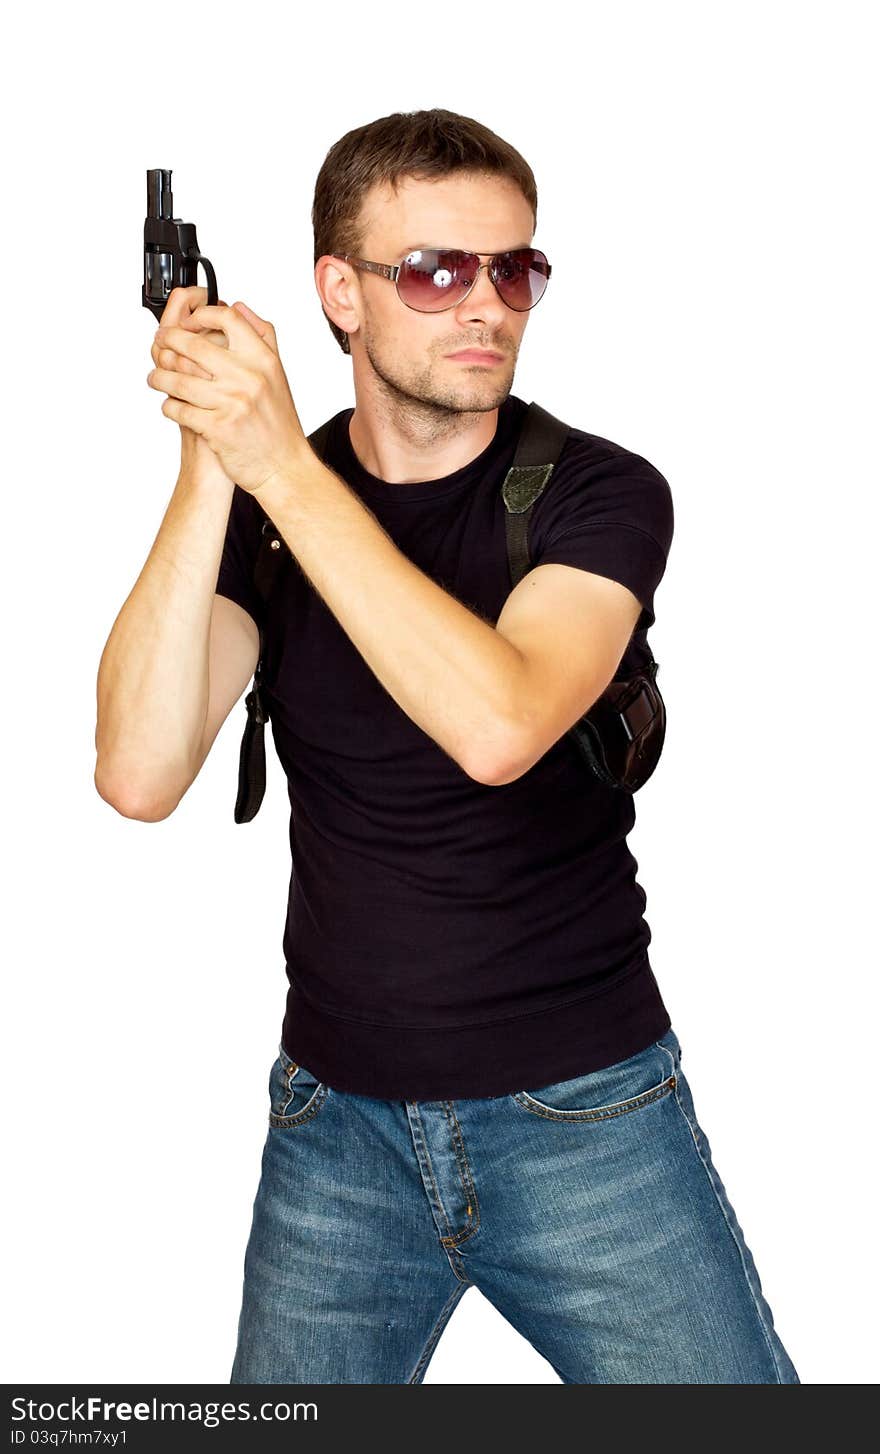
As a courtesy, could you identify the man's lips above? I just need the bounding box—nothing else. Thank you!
[446,349,505,364]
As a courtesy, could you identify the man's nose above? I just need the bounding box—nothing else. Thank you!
[454,263,508,325]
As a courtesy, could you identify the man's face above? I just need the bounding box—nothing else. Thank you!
[336,171,538,414]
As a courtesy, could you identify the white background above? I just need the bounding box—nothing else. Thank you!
[3,0,876,1386]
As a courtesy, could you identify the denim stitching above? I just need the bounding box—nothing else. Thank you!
[438,1103,481,1247]
[655,1039,678,1076]
[406,1281,469,1383]
[274,1043,328,1124]
[666,1059,787,1383]
[512,1075,676,1122]
[279,1058,301,1117]
[447,1247,471,1285]
[268,1082,330,1128]
[406,1103,454,1242]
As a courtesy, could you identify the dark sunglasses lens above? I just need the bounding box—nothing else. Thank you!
[397,249,477,311]
[493,249,551,310]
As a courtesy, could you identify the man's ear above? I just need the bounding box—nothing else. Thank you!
[315,255,359,342]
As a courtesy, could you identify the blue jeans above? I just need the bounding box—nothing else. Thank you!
[229,1026,800,1384]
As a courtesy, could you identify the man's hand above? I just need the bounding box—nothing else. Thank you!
[147,300,308,496]
[153,284,231,377]
[152,285,234,482]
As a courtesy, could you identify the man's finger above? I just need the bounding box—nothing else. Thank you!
[149,365,218,410]
[233,300,278,355]
[179,298,228,332]
[160,285,209,328]
[155,323,246,381]
[152,341,215,379]
[188,303,266,355]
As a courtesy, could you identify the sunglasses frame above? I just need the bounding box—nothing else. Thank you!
[334,246,552,313]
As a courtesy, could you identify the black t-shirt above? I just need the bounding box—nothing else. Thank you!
[216,392,674,1099]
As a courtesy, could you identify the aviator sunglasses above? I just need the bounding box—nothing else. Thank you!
[334,245,552,313]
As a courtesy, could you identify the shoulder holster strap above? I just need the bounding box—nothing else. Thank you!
[501,402,665,792]
[233,416,333,823]
[235,400,599,821]
[235,401,563,821]
[500,401,570,586]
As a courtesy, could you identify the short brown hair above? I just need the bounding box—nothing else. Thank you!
[312,108,539,354]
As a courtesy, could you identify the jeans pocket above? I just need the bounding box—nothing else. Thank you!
[511,1031,679,1122]
[268,1042,330,1128]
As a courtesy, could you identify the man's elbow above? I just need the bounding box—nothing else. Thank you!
[464,724,536,787]
[94,769,178,822]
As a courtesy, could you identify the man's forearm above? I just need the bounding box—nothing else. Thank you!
[94,462,235,816]
[255,445,531,783]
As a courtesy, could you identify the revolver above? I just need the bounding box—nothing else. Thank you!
[142,168,218,322]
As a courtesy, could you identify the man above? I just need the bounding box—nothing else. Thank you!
[94,109,800,1384]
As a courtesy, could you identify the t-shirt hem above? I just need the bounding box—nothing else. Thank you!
[280,952,671,1101]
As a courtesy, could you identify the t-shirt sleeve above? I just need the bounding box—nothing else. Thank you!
[215,484,266,632]
[527,438,674,631]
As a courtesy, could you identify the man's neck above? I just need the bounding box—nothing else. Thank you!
[347,398,501,484]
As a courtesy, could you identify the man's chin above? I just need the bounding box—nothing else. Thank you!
[427,371,513,414]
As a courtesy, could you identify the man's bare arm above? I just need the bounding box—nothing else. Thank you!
[252,450,638,787]
[94,454,242,820]
[251,453,525,785]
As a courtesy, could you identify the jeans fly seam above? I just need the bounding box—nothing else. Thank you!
[407,1102,455,1242]
[439,1102,481,1246]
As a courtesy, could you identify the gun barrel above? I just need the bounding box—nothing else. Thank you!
[147,168,174,220]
